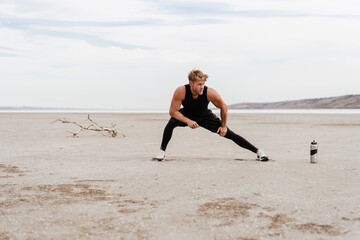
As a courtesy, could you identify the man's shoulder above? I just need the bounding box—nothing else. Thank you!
[206,87,216,95]
[206,87,221,101]
[206,86,215,92]
[175,85,186,93]
[173,85,186,100]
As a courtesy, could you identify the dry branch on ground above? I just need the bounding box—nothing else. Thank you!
[52,114,124,138]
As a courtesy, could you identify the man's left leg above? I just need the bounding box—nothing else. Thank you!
[196,111,268,161]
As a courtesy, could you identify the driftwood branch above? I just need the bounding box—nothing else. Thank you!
[52,114,124,138]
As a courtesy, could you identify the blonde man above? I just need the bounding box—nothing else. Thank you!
[156,69,268,161]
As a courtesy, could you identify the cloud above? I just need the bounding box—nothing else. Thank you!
[154,1,231,15]
[0,45,21,57]
[31,28,152,49]
[0,17,164,28]
[0,45,18,51]
[1,0,360,109]
[0,18,153,49]
[0,52,21,57]
[152,1,360,19]
[0,15,224,49]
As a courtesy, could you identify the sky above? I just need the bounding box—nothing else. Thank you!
[1,0,360,110]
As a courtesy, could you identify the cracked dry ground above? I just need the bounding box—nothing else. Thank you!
[1,165,358,240]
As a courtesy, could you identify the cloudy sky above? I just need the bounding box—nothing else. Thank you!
[1,0,359,110]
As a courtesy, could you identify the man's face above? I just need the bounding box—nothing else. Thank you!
[189,78,206,95]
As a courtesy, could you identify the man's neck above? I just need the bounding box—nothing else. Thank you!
[190,88,199,99]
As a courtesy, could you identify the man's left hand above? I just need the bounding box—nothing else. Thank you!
[216,126,227,137]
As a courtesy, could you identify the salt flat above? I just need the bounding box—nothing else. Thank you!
[0,113,359,239]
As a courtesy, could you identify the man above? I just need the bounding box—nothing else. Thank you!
[155,69,268,162]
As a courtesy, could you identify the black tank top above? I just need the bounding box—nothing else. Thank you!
[182,84,209,116]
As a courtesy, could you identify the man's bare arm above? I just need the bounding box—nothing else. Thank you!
[207,88,228,136]
[169,86,199,129]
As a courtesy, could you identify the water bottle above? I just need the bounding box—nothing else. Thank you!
[310,140,318,163]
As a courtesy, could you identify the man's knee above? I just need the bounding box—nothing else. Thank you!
[224,127,234,138]
[166,117,186,129]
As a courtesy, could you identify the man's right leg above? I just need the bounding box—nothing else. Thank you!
[156,117,186,161]
[160,117,187,151]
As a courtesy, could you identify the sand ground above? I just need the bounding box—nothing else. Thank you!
[0,112,359,240]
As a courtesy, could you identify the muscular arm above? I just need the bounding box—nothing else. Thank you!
[169,86,199,129]
[207,88,228,136]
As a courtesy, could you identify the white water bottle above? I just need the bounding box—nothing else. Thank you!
[310,140,318,163]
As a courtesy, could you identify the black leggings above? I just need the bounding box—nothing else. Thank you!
[160,110,258,153]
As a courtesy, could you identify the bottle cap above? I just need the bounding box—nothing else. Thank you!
[311,139,317,144]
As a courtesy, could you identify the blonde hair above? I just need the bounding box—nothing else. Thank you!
[188,69,208,82]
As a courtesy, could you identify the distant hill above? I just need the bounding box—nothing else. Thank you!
[228,95,360,109]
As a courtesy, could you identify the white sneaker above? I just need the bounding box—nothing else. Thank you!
[155,150,166,161]
[256,149,269,161]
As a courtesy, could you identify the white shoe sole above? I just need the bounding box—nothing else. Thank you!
[155,157,165,161]
[257,156,269,162]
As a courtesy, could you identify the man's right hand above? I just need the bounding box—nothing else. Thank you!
[187,120,199,129]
